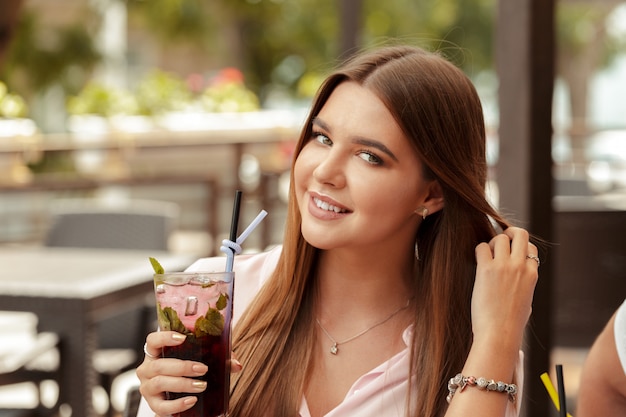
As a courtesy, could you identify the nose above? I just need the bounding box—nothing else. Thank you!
[312,148,346,188]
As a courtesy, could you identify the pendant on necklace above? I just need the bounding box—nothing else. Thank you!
[330,343,338,355]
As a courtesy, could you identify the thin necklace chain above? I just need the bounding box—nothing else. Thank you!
[315,299,410,355]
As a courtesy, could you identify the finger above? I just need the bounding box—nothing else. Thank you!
[139,373,207,414]
[489,233,512,257]
[505,227,541,269]
[147,331,187,348]
[148,374,207,395]
[503,227,530,258]
[136,357,207,395]
[143,331,187,359]
[143,342,160,360]
[475,241,493,265]
[145,393,198,417]
[525,242,541,268]
[229,358,243,373]
[137,333,207,381]
[146,357,208,378]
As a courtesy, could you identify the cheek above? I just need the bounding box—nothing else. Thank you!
[292,155,305,190]
[359,177,421,214]
[293,147,315,187]
[293,151,312,201]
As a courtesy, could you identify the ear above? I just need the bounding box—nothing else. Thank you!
[423,180,444,215]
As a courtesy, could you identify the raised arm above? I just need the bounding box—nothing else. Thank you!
[445,227,538,417]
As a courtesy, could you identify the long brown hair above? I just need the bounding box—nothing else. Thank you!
[230,45,509,417]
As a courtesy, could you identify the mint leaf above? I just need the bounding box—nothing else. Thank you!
[157,305,191,335]
[194,307,224,337]
[149,257,165,274]
[215,293,228,311]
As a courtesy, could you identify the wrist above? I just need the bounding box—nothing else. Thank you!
[463,338,521,384]
[472,329,523,358]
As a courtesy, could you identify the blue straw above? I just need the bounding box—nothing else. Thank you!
[236,210,268,245]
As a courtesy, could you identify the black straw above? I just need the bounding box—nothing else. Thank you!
[556,364,567,417]
[229,190,243,247]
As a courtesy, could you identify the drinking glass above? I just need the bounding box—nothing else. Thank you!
[153,271,234,417]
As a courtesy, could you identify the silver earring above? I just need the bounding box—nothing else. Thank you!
[415,241,420,261]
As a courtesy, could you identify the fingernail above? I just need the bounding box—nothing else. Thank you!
[192,364,208,374]
[191,380,207,390]
[172,333,187,341]
[232,359,242,371]
[183,396,198,406]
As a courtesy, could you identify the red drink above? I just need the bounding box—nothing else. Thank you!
[154,271,234,417]
[163,327,231,416]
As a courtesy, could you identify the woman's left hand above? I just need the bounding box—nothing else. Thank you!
[473,227,539,350]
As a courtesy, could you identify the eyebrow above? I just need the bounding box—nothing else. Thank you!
[312,117,399,162]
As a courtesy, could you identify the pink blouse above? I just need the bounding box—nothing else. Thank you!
[136,246,523,417]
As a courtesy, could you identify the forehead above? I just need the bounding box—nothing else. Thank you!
[317,82,398,131]
[319,83,406,140]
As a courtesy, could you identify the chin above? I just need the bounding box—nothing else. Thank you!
[300,226,337,251]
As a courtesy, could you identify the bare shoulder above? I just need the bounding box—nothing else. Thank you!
[577,308,626,416]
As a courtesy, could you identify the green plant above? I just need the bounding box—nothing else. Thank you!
[134,69,193,115]
[66,82,139,117]
[1,11,101,99]
[201,73,260,113]
[0,81,28,118]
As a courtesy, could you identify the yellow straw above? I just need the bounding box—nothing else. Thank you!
[540,372,574,417]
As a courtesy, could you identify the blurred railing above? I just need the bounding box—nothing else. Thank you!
[0,111,302,249]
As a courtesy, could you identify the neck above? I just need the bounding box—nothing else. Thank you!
[314,246,415,319]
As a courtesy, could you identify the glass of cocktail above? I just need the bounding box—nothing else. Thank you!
[153,270,235,417]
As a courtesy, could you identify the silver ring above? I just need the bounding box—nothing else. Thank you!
[143,342,160,359]
[526,254,540,267]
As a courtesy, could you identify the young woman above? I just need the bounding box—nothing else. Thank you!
[137,44,539,417]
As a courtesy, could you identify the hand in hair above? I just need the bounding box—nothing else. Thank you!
[472,227,538,350]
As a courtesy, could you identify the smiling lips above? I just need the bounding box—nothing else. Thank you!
[313,196,349,214]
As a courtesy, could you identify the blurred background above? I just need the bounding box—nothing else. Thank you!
[1,0,625,416]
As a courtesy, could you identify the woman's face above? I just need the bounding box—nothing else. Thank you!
[294,81,435,253]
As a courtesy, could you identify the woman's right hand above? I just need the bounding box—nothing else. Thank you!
[136,331,208,416]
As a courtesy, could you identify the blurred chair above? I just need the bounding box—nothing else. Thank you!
[44,198,179,251]
[92,299,157,417]
[121,386,142,417]
[43,198,179,417]
[0,312,61,417]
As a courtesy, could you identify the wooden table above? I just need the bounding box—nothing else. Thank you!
[2,246,199,417]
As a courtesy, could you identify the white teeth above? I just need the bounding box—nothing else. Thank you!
[314,197,345,213]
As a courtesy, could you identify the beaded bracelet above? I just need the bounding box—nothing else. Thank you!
[446,373,517,404]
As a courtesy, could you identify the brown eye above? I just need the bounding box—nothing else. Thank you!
[358,151,383,165]
[312,132,332,146]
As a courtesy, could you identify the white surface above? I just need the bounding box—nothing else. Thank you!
[3,247,197,298]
